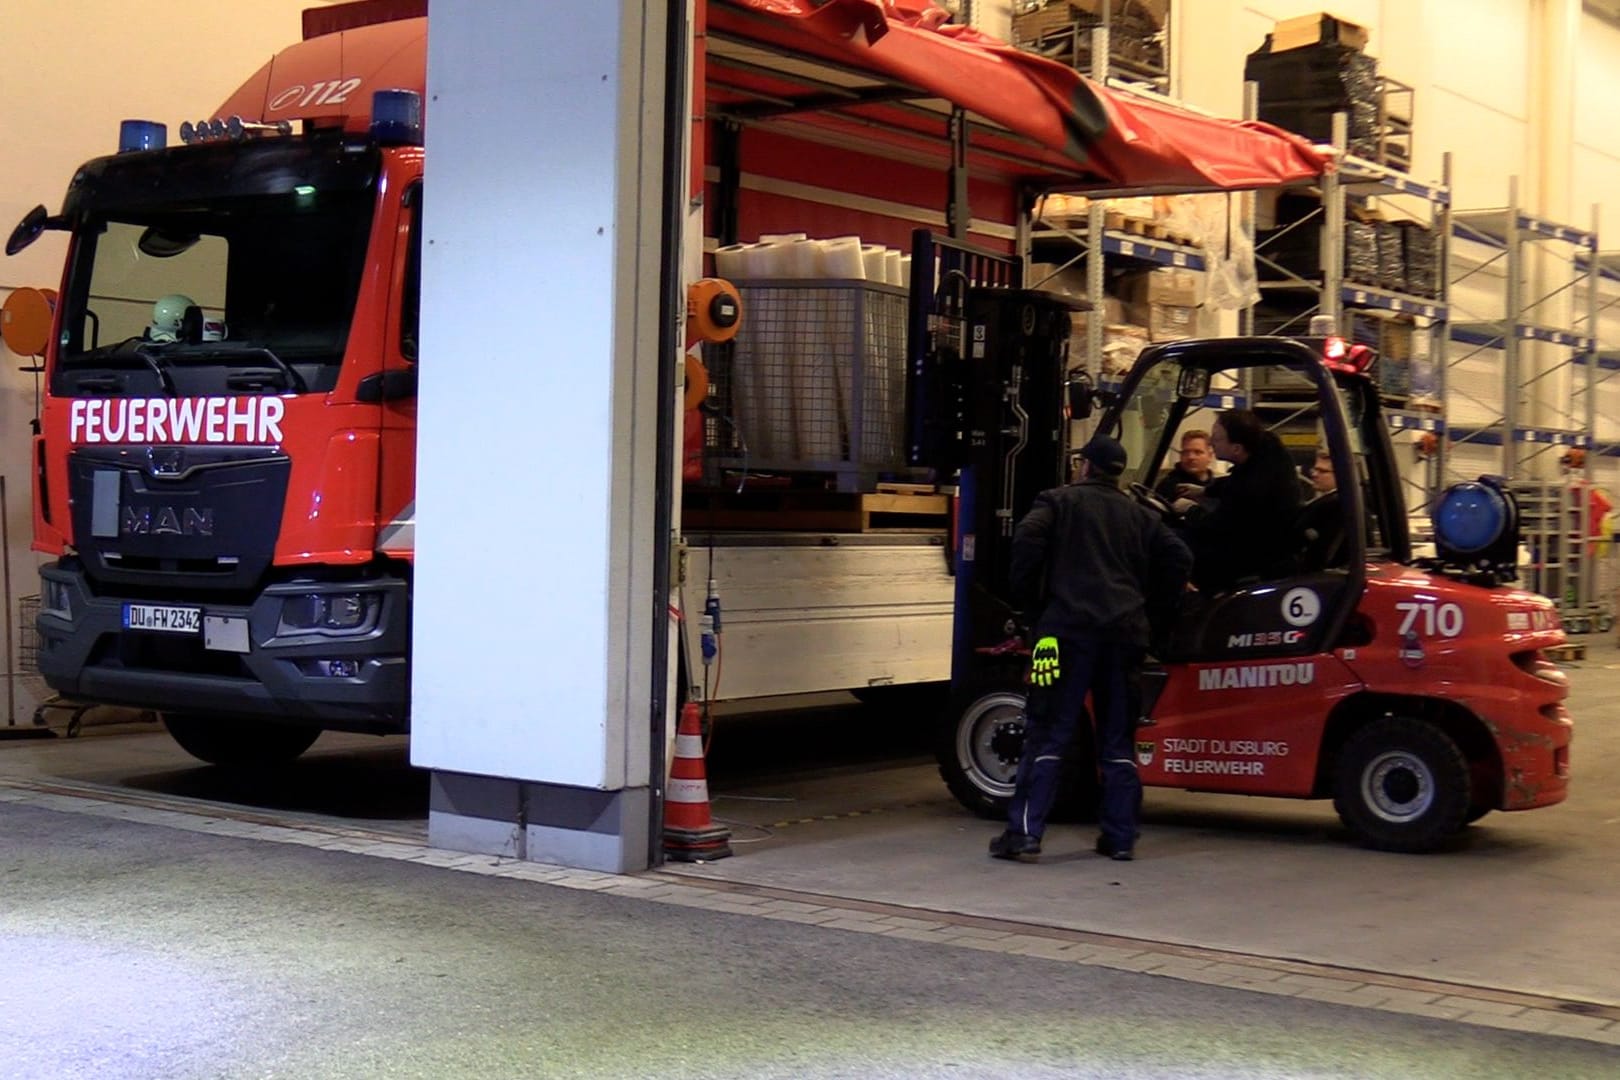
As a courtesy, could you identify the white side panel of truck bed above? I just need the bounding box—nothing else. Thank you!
[682,534,955,700]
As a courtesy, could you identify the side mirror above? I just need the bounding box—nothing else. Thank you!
[138,226,201,258]
[1066,370,1097,420]
[6,205,54,257]
[1177,366,1211,402]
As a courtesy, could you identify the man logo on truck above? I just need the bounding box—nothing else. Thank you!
[121,505,214,537]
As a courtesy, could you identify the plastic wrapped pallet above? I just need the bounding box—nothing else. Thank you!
[1399,222,1439,298]
[1244,42,1379,152]
[1374,220,1405,293]
[1344,221,1379,286]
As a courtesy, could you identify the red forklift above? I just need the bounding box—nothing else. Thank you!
[917,267,1572,852]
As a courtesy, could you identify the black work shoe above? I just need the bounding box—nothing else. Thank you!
[989,830,1042,861]
[1095,836,1134,861]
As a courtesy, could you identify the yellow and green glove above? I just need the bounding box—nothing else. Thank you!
[1031,636,1061,687]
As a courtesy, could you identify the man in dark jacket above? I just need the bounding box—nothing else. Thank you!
[1296,447,1345,570]
[990,434,1193,863]
[1153,428,1216,501]
[1182,409,1302,592]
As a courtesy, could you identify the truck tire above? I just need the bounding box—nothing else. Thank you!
[851,682,950,722]
[1332,717,1470,853]
[934,674,1100,822]
[163,714,322,768]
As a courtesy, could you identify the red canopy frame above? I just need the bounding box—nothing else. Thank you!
[707,0,1330,196]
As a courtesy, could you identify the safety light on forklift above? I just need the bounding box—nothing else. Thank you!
[117,120,167,153]
[1434,481,1511,554]
[371,89,423,146]
[1322,336,1375,374]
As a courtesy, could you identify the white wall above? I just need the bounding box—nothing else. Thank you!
[1574,13,1620,243]
[0,1,336,717]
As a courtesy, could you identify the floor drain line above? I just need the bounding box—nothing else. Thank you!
[768,800,935,830]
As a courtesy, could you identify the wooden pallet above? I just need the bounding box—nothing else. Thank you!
[683,488,949,533]
[1042,209,1197,249]
[1544,642,1586,662]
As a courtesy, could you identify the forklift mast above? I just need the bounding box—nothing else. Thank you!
[905,231,1078,675]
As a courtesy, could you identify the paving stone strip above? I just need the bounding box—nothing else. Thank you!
[4,775,1618,1047]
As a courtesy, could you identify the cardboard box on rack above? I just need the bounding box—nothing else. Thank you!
[1124,301,1198,342]
[1270,12,1369,53]
[1118,267,1205,308]
[1099,324,1152,377]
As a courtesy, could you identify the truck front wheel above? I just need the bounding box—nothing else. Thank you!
[1333,717,1470,852]
[163,714,322,768]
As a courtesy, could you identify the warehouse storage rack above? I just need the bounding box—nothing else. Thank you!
[1009,1,1171,94]
[1446,181,1608,628]
[1247,110,1452,515]
[1568,250,1620,630]
[1018,11,1243,416]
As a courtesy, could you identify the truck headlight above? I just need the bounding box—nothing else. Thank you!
[41,579,73,619]
[279,592,378,634]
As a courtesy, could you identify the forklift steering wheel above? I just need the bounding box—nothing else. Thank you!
[1128,481,1174,518]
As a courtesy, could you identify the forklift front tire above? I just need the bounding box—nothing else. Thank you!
[1333,716,1471,853]
[935,674,1101,823]
[163,713,322,768]
[937,676,1024,819]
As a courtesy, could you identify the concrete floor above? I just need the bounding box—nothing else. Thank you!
[691,640,1620,1005]
[2,640,1617,1015]
[8,800,1620,1079]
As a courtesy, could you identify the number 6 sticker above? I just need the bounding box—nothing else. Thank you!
[1282,587,1321,627]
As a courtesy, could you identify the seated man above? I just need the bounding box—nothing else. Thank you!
[1154,428,1216,502]
[1296,448,1345,570]
[1181,409,1302,592]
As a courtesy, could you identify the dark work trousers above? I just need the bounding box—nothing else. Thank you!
[1006,635,1144,850]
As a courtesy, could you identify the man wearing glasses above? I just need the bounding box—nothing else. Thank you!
[1298,448,1345,570]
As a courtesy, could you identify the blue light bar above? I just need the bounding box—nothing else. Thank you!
[118,119,167,153]
[371,89,423,146]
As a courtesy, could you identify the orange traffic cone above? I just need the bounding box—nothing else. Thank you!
[663,702,732,862]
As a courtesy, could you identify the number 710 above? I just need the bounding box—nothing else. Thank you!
[1396,601,1464,638]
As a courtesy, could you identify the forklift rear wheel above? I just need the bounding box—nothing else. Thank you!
[1333,717,1470,853]
[162,714,322,768]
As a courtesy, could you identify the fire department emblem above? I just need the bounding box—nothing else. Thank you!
[1135,741,1155,767]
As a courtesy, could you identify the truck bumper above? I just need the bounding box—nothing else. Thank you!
[33,564,410,732]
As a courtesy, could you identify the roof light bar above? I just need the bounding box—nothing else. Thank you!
[178,116,294,144]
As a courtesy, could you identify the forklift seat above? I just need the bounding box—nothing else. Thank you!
[1295,493,1345,572]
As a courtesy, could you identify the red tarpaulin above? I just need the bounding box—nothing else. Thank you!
[710,0,1331,193]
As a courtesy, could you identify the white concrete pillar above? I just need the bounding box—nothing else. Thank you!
[1526,0,1582,445]
[411,0,674,872]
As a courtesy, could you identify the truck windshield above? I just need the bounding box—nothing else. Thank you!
[54,152,375,397]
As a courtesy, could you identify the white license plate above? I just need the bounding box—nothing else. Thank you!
[123,603,203,634]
